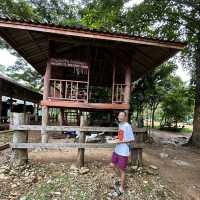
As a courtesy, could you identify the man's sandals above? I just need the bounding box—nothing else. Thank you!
[112,179,124,196]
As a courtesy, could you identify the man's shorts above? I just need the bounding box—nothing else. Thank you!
[111,152,128,171]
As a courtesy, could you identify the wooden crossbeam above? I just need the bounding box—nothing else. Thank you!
[11,142,143,149]
[11,143,116,149]
[0,143,10,151]
[0,130,14,134]
[10,125,118,132]
[10,125,147,133]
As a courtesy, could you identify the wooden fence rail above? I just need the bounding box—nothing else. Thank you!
[10,125,118,132]
[10,125,146,133]
[11,143,116,149]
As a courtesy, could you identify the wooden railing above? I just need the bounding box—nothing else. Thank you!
[49,79,88,102]
[112,84,126,103]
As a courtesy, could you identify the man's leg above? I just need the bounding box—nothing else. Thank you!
[119,168,126,192]
[118,155,128,192]
[110,162,119,180]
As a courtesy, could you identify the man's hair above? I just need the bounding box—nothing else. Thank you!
[119,111,127,116]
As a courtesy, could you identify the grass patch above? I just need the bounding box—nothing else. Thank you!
[25,174,69,200]
[181,127,193,133]
[23,173,91,200]
[143,184,153,193]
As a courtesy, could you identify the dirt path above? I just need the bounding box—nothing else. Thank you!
[143,129,200,200]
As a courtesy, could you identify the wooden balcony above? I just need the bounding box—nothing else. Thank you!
[49,79,88,102]
[112,84,126,103]
[42,79,129,110]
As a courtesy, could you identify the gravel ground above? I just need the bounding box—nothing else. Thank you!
[0,149,181,200]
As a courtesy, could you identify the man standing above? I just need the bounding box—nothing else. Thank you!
[110,111,135,195]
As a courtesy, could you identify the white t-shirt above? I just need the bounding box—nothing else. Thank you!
[114,122,135,157]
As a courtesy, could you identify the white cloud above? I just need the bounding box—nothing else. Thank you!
[176,61,191,83]
[0,49,17,67]
[124,0,144,8]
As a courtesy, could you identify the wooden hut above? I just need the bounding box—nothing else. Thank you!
[0,18,186,143]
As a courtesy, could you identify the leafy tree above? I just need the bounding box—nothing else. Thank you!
[160,76,194,129]
[125,0,200,146]
[0,0,80,91]
[6,58,42,92]
[131,62,177,128]
[80,0,126,30]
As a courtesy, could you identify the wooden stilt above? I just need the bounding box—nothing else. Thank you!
[41,42,52,143]
[130,147,143,167]
[59,109,65,126]
[41,106,48,143]
[124,65,131,120]
[76,115,85,167]
[0,94,2,123]
[11,113,28,166]
[34,104,39,122]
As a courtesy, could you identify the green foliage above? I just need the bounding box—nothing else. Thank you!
[160,76,194,127]
[131,62,178,125]
[80,0,126,30]
[6,58,42,92]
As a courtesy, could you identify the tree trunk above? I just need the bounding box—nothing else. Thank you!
[151,108,155,128]
[190,40,200,147]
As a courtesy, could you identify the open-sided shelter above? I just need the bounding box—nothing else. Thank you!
[0,18,186,142]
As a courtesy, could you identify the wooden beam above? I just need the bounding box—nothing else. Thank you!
[0,19,186,49]
[0,94,2,121]
[41,40,53,143]
[10,142,143,149]
[11,143,115,149]
[0,130,14,134]
[124,65,131,104]
[11,113,28,166]
[10,125,118,132]
[0,143,10,151]
[76,115,86,167]
[41,100,129,110]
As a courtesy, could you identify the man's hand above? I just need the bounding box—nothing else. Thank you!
[107,139,120,144]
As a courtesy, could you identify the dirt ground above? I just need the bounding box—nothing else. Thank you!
[0,129,200,199]
[144,129,200,200]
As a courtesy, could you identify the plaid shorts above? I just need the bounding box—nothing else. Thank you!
[111,152,128,171]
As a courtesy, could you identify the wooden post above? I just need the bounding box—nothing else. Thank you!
[0,80,2,124]
[130,148,143,167]
[41,106,48,143]
[124,65,131,103]
[124,65,131,120]
[59,81,65,127]
[76,115,85,167]
[0,95,2,124]
[41,42,52,143]
[59,109,65,125]
[11,113,28,166]
[34,104,39,123]
[112,63,116,103]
